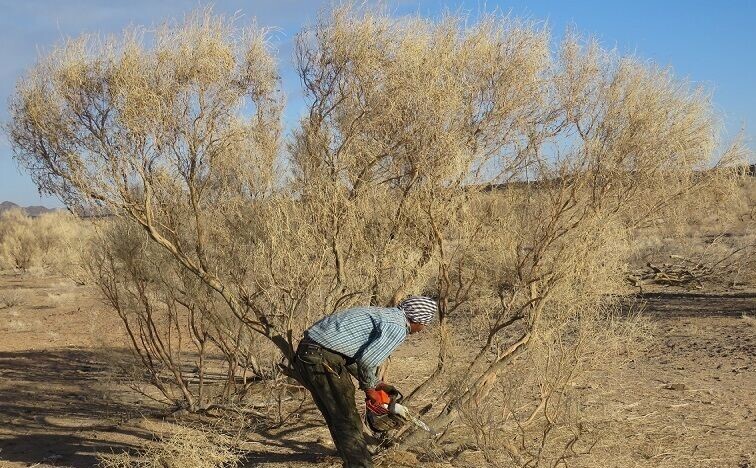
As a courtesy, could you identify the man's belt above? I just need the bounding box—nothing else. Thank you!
[298,335,352,365]
[299,334,322,350]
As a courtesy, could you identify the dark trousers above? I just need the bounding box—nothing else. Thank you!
[294,338,373,468]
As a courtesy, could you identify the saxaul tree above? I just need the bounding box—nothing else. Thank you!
[290,8,742,458]
[8,5,744,463]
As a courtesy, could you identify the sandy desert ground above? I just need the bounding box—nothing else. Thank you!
[0,273,754,468]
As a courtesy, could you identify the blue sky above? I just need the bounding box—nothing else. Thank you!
[1,0,753,207]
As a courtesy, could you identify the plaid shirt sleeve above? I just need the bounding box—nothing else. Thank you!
[353,321,407,389]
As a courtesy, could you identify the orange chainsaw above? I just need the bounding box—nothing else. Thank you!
[365,389,435,435]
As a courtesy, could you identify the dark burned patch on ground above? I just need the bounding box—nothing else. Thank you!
[639,291,756,318]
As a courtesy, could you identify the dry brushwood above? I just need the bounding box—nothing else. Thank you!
[628,246,754,291]
[628,259,712,290]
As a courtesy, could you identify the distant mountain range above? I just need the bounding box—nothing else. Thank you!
[0,201,59,217]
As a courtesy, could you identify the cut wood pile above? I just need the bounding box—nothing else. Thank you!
[627,255,728,291]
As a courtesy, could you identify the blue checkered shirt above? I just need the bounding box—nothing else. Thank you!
[305,306,409,389]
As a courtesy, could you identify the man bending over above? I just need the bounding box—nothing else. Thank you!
[294,295,437,467]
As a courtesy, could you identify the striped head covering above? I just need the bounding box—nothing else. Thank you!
[398,295,437,325]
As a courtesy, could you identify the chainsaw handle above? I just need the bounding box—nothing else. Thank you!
[387,389,405,417]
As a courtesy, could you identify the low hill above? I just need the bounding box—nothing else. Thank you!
[0,201,57,217]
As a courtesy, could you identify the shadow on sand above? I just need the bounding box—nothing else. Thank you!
[0,347,336,467]
[0,348,150,467]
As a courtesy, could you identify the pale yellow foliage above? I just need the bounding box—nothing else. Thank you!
[0,209,87,275]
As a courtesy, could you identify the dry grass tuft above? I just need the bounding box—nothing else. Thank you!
[0,290,24,309]
[97,425,240,468]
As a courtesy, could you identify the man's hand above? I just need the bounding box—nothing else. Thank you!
[365,388,390,415]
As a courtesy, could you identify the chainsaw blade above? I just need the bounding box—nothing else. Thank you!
[391,403,436,434]
[407,414,434,433]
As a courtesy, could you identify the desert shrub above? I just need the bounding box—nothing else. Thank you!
[7,5,747,465]
[42,212,93,283]
[0,209,37,270]
[0,290,24,309]
[0,208,88,275]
